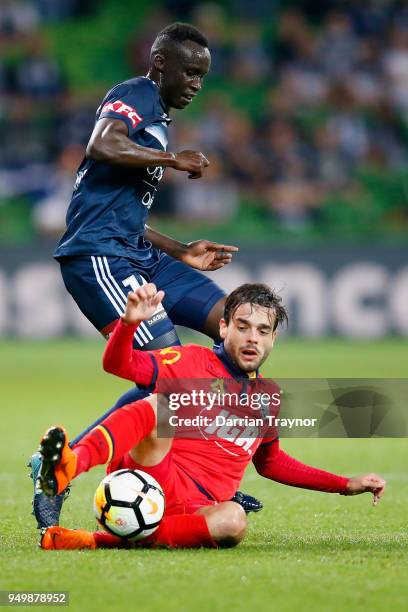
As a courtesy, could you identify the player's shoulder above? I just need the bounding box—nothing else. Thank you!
[156,343,211,359]
[183,344,213,358]
[121,76,158,97]
[105,75,154,93]
[103,77,158,115]
[153,344,211,367]
[181,344,227,376]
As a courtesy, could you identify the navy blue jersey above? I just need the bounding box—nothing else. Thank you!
[54,76,171,261]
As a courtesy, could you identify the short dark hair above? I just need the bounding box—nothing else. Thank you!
[224,283,288,331]
[153,22,208,50]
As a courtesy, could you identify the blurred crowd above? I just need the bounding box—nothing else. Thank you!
[0,0,407,239]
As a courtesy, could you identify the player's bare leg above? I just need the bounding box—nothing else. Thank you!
[129,435,172,466]
[196,501,247,548]
[128,391,174,465]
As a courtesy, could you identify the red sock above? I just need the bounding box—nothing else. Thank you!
[148,514,217,549]
[93,514,217,549]
[72,399,155,476]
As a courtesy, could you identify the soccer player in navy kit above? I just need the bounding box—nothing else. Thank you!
[30,23,261,526]
[54,23,233,349]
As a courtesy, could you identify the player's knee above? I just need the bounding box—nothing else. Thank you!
[216,502,247,548]
[198,501,247,547]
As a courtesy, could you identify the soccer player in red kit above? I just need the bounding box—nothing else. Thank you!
[38,284,386,550]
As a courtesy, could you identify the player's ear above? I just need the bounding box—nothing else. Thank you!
[271,331,277,347]
[153,52,165,73]
[219,318,227,340]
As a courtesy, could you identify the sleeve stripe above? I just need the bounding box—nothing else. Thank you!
[144,125,168,150]
[149,353,159,387]
[94,424,114,463]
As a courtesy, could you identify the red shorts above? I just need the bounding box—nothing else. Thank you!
[107,450,216,516]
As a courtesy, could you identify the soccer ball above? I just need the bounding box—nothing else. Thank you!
[94,469,165,540]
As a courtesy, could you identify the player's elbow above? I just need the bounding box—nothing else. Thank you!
[87,122,125,162]
[102,352,115,375]
[86,137,106,162]
[253,457,268,478]
[102,358,111,374]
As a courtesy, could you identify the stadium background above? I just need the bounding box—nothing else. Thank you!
[0,0,407,338]
[1,2,407,612]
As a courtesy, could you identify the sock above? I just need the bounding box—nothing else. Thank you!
[72,399,155,476]
[93,515,217,549]
[149,514,217,549]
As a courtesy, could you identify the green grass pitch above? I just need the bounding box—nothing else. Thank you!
[1,337,407,611]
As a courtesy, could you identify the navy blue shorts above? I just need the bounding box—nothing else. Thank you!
[59,253,224,349]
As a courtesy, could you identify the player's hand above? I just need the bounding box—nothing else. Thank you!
[345,473,386,506]
[122,284,165,325]
[180,240,239,271]
[171,150,209,179]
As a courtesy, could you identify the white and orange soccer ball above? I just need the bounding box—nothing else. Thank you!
[93,469,165,540]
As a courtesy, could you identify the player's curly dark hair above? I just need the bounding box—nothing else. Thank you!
[154,23,208,49]
[223,283,288,331]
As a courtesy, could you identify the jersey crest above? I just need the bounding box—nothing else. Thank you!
[159,347,181,365]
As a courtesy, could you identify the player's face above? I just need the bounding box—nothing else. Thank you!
[158,41,211,109]
[219,303,277,373]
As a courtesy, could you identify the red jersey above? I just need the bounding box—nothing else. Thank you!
[103,320,349,502]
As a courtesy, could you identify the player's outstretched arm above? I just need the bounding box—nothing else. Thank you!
[344,473,386,506]
[145,225,238,271]
[122,283,164,325]
[253,442,386,505]
[86,118,209,177]
[102,285,163,384]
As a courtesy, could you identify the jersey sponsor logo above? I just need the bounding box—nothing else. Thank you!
[203,409,259,455]
[146,165,165,182]
[100,100,143,128]
[159,347,181,365]
[141,166,165,209]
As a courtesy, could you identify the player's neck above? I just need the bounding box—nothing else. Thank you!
[146,69,170,112]
[146,69,159,86]
[213,342,258,379]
